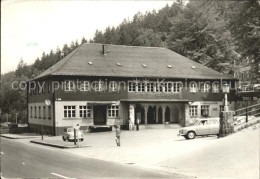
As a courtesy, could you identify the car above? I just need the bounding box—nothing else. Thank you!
[62,128,84,142]
[233,116,255,125]
[178,119,219,139]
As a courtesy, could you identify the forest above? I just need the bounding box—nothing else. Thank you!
[1,0,260,123]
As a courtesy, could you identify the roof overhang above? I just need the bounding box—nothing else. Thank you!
[86,101,120,105]
[120,99,192,103]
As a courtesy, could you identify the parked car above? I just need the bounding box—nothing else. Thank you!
[233,116,255,125]
[62,128,84,142]
[178,119,219,139]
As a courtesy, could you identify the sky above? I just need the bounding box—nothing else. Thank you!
[1,0,176,74]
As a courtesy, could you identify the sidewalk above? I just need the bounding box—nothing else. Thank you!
[1,133,40,139]
[30,136,91,149]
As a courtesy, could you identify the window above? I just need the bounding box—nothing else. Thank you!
[165,82,172,92]
[79,105,92,118]
[208,120,218,125]
[65,81,75,91]
[189,105,198,117]
[80,81,90,91]
[190,82,197,93]
[29,83,34,95]
[201,105,209,117]
[146,82,154,92]
[34,106,37,118]
[32,83,37,95]
[48,106,51,119]
[154,83,159,92]
[201,83,210,93]
[128,81,136,92]
[157,83,163,92]
[173,82,181,92]
[64,106,76,118]
[43,106,46,119]
[213,83,219,93]
[30,106,33,118]
[39,83,44,94]
[38,106,41,119]
[93,81,104,92]
[108,105,119,117]
[137,82,145,92]
[109,81,118,92]
[219,105,224,112]
[48,82,51,93]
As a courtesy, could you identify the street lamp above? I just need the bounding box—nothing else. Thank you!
[43,99,52,140]
[222,84,230,112]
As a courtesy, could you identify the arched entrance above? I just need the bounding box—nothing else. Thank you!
[158,107,162,124]
[172,105,179,123]
[147,106,156,124]
[135,104,145,124]
[165,106,170,123]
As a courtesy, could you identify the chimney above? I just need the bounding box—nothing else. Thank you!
[102,44,109,55]
[61,51,65,58]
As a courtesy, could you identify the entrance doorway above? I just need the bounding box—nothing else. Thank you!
[147,106,156,124]
[93,105,106,125]
[165,106,170,123]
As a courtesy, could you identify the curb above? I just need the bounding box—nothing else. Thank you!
[1,135,40,139]
[133,164,195,178]
[30,140,90,149]
[0,135,18,139]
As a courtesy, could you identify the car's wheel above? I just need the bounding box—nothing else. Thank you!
[62,136,66,141]
[81,139,84,142]
[187,131,196,139]
[67,136,71,142]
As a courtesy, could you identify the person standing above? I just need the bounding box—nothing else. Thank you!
[115,125,121,147]
[136,118,140,131]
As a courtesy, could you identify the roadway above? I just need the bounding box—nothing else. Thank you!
[1,137,189,178]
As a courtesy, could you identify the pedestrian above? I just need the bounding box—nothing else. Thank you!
[136,118,140,131]
[128,119,133,130]
[115,125,121,147]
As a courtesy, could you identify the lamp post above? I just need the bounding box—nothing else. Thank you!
[223,84,230,112]
[219,83,234,138]
[43,99,52,140]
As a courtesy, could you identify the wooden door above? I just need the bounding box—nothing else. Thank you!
[93,105,106,125]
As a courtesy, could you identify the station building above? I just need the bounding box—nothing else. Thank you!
[27,43,237,135]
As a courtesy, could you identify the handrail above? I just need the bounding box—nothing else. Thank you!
[234,103,260,124]
[235,103,260,112]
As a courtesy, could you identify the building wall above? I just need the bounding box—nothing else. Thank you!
[28,77,237,103]
[54,101,125,128]
[28,102,53,126]
[27,76,237,135]
[185,101,235,126]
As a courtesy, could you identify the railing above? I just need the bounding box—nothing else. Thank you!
[237,85,260,93]
[233,103,260,125]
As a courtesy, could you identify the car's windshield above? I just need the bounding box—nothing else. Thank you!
[67,128,73,132]
[194,120,208,126]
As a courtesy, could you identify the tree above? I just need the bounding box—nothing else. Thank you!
[167,0,234,72]
[227,0,260,82]
[81,37,87,44]
[93,30,104,43]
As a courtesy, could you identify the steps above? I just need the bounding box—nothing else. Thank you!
[139,124,182,130]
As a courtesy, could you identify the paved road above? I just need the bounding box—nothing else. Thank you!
[1,138,189,178]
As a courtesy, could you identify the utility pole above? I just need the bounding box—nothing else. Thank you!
[6,114,8,123]
[15,113,18,124]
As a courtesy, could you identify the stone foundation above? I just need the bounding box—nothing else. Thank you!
[219,111,234,138]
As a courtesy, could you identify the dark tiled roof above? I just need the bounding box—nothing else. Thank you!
[36,43,236,80]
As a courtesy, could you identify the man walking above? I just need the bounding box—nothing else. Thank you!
[115,125,121,147]
[136,118,140,131]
